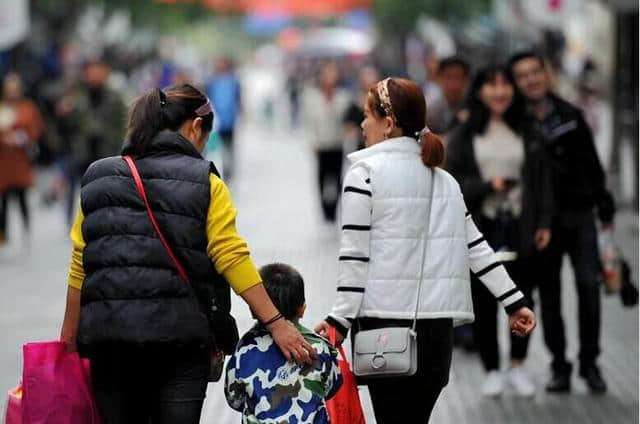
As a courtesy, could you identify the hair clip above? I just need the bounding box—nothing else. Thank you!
[159,89,167,106]
[195,98,212,116]
[376,78,397,123]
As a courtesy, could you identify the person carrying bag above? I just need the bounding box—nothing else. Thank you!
[351,168,434,379]
[316,77,536,423]
[59,84,316,423]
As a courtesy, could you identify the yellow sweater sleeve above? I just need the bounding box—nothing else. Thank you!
[207,173,262,294]
[68,207,86,290]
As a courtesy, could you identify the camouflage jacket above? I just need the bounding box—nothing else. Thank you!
[225,322,342,423]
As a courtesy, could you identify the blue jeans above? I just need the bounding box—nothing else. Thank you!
[90,343,209,424]
[538,214,602,373]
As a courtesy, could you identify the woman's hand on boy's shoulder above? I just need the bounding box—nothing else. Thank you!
[269,318,317,365]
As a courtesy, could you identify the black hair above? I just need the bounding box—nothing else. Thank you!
[438,56,470,75]
[463,64,522,136]
[507,50,546,77]
[123,84,213,155]
[259,263,305,321]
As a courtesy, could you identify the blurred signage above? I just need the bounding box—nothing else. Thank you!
[202,0,371,15]
[0,0,29,50]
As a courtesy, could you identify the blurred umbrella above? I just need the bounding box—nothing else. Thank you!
[295,27,374,57]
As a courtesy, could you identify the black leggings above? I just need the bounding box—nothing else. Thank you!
[0,188,30,239]
[89,343,209,424]
[356,318,453,423]
[472,257,535,371]
[472,215,536,371]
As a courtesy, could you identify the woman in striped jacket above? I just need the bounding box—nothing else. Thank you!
[315,77,536,423]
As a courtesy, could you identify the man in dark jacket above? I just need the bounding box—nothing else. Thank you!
[509,51,615,394]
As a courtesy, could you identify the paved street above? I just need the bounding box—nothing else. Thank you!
[1,120,638,423]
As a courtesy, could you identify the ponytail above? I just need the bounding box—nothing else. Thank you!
[123,84,213,156]
[420,131,445,168]
[124,88,165,155]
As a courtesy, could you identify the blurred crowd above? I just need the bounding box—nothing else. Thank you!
[0,42,245,243]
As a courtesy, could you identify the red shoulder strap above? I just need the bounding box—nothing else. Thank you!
[122,155,191,286]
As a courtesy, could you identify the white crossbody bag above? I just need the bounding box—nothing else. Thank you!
[353,168,435,378]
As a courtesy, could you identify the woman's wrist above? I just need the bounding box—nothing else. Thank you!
[266,316,288,332]
[262,312,285,327]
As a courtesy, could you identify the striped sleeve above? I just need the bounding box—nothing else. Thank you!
[328,164,372,337]
[465,210,526,314]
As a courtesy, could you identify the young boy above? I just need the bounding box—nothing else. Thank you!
[225,263,342,423]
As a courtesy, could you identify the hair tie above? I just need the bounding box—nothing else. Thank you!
[415,125,431,141]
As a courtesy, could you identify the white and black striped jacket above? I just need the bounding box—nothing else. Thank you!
[327,137,526,336]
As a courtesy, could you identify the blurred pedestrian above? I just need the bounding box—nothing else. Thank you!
[343,66,379,154]
[64,59,127,225]
[509,51,615,394]
[447,65,553,398]
[206,57,241,179]
[576,61,613,172]
[59,84,316,423]
[301,62,351,222]
[315,77,536,423]
[425,56,471,136]
[0,72,44,245]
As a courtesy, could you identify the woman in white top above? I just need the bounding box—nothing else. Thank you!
[315,77,536,423]
[446,65,552,398]
[301,62,352,222]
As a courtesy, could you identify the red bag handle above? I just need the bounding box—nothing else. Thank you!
[123,155,191,287]
[328,325,348,361]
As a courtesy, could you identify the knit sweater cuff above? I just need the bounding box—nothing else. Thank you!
[326,315,351,339]
[504,296,528,315]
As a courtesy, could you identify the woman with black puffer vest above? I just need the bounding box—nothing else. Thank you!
[60,84,316,424]
[315,77,537,423]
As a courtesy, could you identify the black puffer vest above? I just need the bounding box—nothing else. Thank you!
[77,131,228,350]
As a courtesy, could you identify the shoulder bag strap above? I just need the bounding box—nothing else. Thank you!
[122,155,191,287]
[411,167,436,334]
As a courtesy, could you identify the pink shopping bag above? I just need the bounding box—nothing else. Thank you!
[4,385,22,424]
[21,341,101,424]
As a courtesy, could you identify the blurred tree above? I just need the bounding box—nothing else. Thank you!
[372,0,492,73]
[32,0,216,35]
[374,0,492,31]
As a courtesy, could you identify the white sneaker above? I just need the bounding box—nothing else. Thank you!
[507,366,536,397]
[482,370,504,397]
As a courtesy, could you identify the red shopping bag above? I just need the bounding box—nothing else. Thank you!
[326,327,366,424]
[21,341,101,424]
[4,385,22,424]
